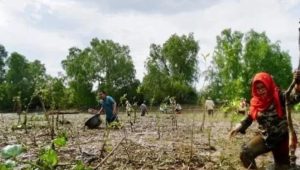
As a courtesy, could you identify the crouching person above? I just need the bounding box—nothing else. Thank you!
[229,71,300,169]
[89,90,119,126]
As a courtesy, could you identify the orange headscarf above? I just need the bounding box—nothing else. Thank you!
[249,72,283,120]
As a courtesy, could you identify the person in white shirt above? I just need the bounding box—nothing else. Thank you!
[205,97,215,116]
[175,103,182,114]
[125,100,133,116]
[140,101,148,116]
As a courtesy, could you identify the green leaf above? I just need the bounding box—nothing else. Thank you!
[72,160,92,170]
[53,136,67,147]
[39,148,58,167]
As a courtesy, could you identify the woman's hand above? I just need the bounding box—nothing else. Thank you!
[228,123,242,139]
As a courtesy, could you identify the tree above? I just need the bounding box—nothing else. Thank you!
[90,38,138,102]
[207,29,292,101]
[62,47,96,108]
[0,44,7,83]
[141,33,199,104]
[62,38,139,108]
[5,52,32,109]
[209,29,244,101]
[242,30,292,98]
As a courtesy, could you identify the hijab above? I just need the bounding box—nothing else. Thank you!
[249,72,283,120]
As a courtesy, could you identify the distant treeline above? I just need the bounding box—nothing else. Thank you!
[0,28,293,112]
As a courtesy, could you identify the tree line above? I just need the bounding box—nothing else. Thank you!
[0,28,293,111]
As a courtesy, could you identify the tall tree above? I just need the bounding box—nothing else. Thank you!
[141,33,199,104]
[62,38,138,108]
[5,52,31,108]
[242,30,292,98]
[209,29,244,100]
[62,47,96,108]
[90,38,138,101]
[0,44,7,83]
[208,29,292,101]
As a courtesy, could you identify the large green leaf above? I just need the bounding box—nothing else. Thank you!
[39,148,58,167]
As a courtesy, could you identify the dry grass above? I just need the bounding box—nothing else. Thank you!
[1,111,300,169]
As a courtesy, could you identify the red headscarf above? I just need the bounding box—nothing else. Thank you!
[249,72,283,120]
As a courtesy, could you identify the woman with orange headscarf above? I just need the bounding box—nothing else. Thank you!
[229,72,300,169]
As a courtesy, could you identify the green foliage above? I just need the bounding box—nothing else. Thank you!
[219,99,240,114]
[0,44,7,83]
[230,113,245,123]
[53,136,67,148]
[62,38,139,107]
[62,47,97,108]
[141,33,199,104]
[0,163,13,170]
[294,103,300,112]
[108,121,123,129]
[38,148,58,169]
[52,131,68,148]
[2,52,49,111]
[208,29,292,101]
[72,160,92,170]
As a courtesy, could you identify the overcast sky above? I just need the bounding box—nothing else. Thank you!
[0,0,300,89]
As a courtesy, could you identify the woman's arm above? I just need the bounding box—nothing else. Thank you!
[229,115,253,138]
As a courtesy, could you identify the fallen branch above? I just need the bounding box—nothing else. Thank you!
[93,137,125,170]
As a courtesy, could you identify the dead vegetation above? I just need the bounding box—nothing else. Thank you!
[1,111,300,169]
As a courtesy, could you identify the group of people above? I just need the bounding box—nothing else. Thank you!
[88,71,300,169]
[125,100,148,116]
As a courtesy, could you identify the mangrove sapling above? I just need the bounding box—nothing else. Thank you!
[207,127,212,149]
[121,128,133,163]
[133,102,138,123]
[189,112,195,163]
[93,137,125,170]
[155,110,161,140]
[99,127,111,159]
[23,111,28,134]
[200,109,206,132]
[169,97,178,131]
[12,96,22,125]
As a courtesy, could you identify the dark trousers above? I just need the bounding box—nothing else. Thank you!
[207,109,213,116]
[106,114,118,125]
[240,134,289,169]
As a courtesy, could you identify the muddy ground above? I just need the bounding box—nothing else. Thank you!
[1,110,300,170]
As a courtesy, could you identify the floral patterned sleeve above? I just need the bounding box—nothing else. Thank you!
[238,115,253,134]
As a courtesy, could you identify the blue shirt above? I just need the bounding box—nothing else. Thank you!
[100,96,116,121]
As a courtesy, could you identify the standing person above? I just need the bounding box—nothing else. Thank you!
[229,72,300,169]
[205,97,215,116]
[140,101,148,116]
[125,100,133,116]
[89,90,118,125]
[175,103,182,114]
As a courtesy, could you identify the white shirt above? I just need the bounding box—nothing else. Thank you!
[205,100,215,110]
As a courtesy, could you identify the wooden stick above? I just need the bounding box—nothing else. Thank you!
[285,80,297,167]
[93,137,125,170]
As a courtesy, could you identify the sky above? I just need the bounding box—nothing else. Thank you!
[0,0,300,89]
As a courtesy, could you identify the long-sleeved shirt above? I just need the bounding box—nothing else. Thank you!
[238,89,300,148]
